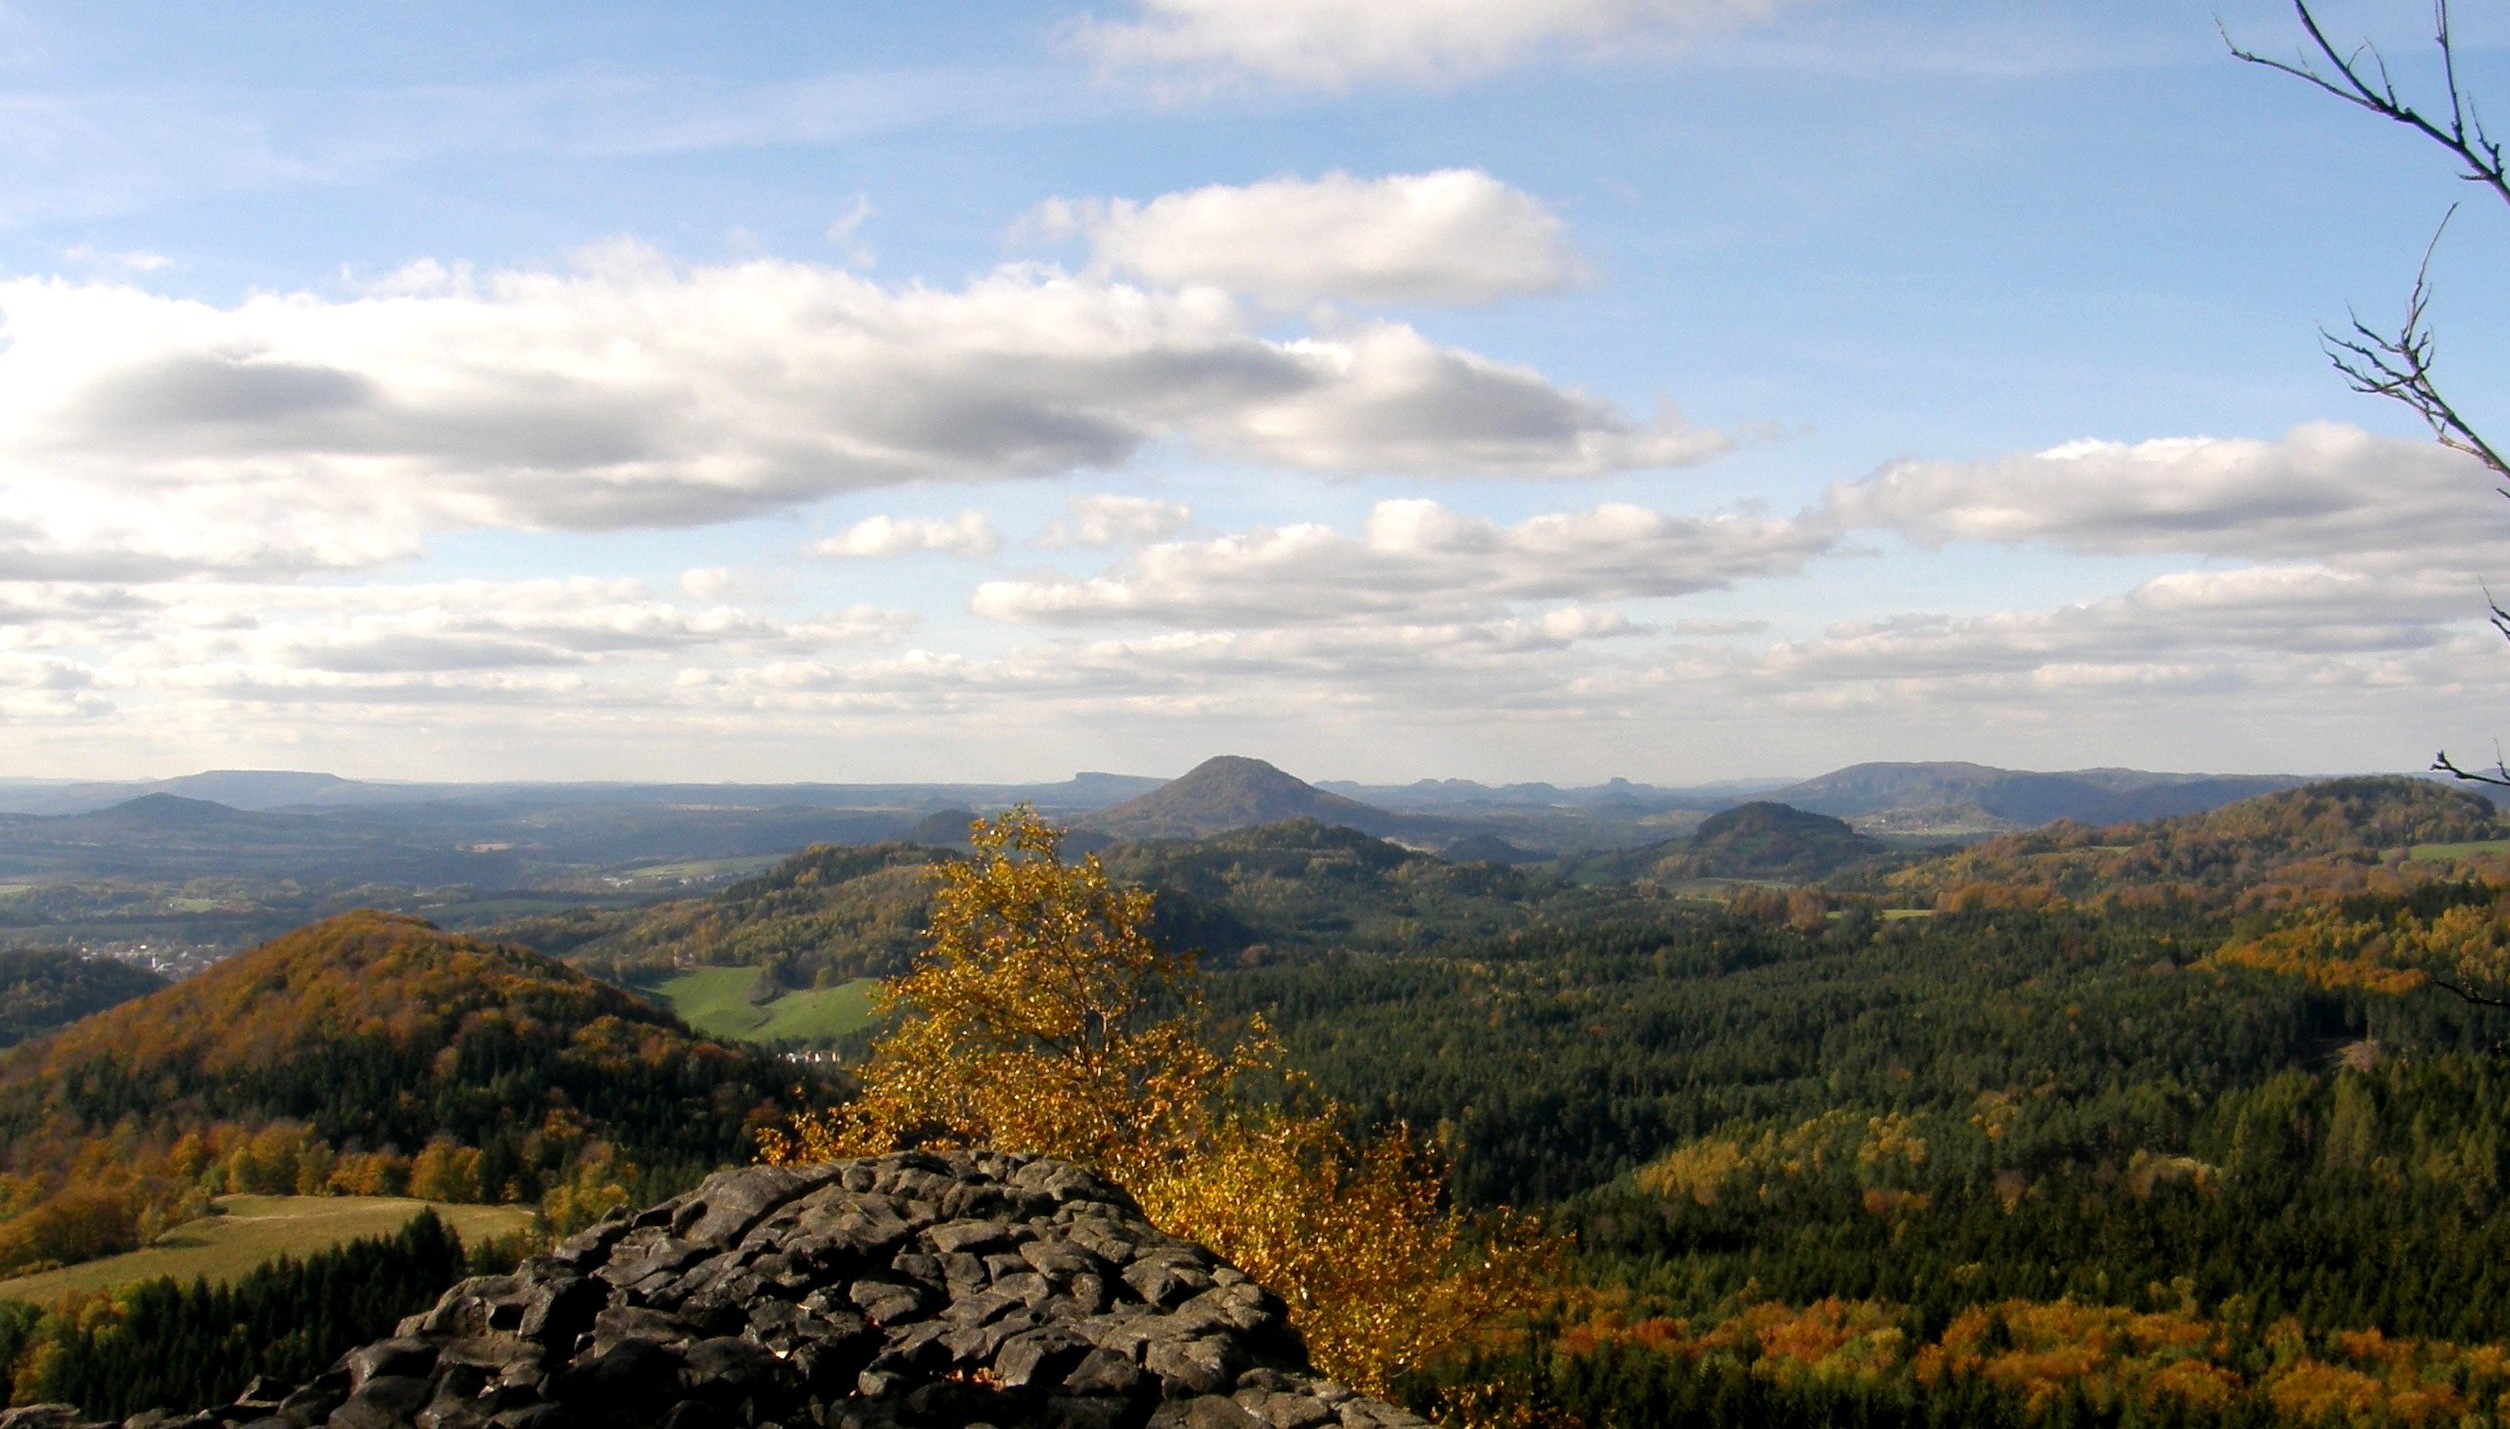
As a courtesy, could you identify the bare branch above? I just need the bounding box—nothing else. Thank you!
[2436,591,2510,784]
[2227,1,2510,210]
[2237,3,2510,788]
[2319,208,2510,485]
[2431,975,2510,1011]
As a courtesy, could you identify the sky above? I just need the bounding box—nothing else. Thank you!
[0,0,2506,786]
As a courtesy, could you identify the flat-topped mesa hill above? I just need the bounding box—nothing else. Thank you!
[1893,776,2501,910]
[0,912,798,1273]
[1769,761,2308,833]
[46,1151,1426,1429]
[1077,757,1409,844]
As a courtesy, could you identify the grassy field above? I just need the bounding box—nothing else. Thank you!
[2405,838,2510,862]
[600,855,791,890]
[0,1195,536,1304]
[647,966,883,1044]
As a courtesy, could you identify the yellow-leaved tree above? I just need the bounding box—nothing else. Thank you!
[759,807,1554,1398]
[2213,885,2510,1009]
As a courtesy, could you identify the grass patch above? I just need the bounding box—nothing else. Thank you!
[0,1195,536,1305]
[2405,838,2510,862]
[604,856,789,889]
[646,967,883,1045]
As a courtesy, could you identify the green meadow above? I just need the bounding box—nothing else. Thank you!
[644,966,883,1044]
[0,1195,536,1304]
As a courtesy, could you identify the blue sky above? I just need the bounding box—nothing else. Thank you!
[0,0,2503,784]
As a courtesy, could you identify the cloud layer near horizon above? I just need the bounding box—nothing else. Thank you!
[0,407,2495,782]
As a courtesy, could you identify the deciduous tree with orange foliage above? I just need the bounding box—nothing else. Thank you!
[759,807,1555,1398]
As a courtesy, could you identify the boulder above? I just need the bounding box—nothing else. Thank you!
[111,1151,1425,1429]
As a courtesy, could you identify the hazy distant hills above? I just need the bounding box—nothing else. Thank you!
[1765,761,2312,834]
[0,769,1169,818]
[0,754,2400,964]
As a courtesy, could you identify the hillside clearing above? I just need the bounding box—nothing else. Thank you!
[0,1195,535,1304]
[646,966,883,1044]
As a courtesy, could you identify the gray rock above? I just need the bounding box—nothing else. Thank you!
[122,1153,1406,1429]
[344,1341,438,1394]
[1145,1336,1246,1397]
[0,1410,100,1429]
[328,1373,432,1429]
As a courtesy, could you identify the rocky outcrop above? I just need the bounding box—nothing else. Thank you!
[4,1151,1427,1429]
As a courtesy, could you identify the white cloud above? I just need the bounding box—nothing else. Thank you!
[1028,170,1581,306]
[1072,0,1798,89]
[825,195,877,270]
[1828,422,2498,573]
[815,511,1001,559]
[0,246,1721,579]
[1760,565,2469,690]
[29,578,922,701]
[975,497,1825,627]
[1037,495,1192,549]
[678,567,740,600]
[62,243,172,274]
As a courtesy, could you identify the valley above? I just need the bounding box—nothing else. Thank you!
[0,757,2498,1427]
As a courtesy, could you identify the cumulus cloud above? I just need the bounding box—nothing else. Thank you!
[139,579,917,677]
[0,246,1721,578]
[1027,170,1581,306]
[975,497,1825,627]
[678,567,740,600]
[713,609,1651,721]
[814,511,1001,559]
[1828,422,2497,572]
[1037,495,1193,549]
[1071,0,1797,89]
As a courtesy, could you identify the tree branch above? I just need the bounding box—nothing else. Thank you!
[2434,590,2510,784]
[2431,975,2510,1011]
[2226,1,2510,210]
[2320,209,2510,485]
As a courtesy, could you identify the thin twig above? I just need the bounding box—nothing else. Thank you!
[2226,0,2510,208]
[2431,976,2510,1011]
[2320,208,2510,484]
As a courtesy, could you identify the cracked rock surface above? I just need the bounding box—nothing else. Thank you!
[3,1151,1431,1429]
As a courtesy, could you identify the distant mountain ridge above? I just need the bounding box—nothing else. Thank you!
[1768,761,2312,833]
[1890,776,2500,908]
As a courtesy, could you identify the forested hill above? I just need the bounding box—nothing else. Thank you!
[488,819,1675,987]
[1885,776,2500,910]
[0,948,164,1046]
[0,911,799,1276]
[488,841,946,985]
[1567,801,1886,884]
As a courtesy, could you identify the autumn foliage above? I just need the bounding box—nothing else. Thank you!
[761,808,1555,1396]
[1547,1294,2510,1427]
[0,912,796,1274]
[1896,777,2503,916]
